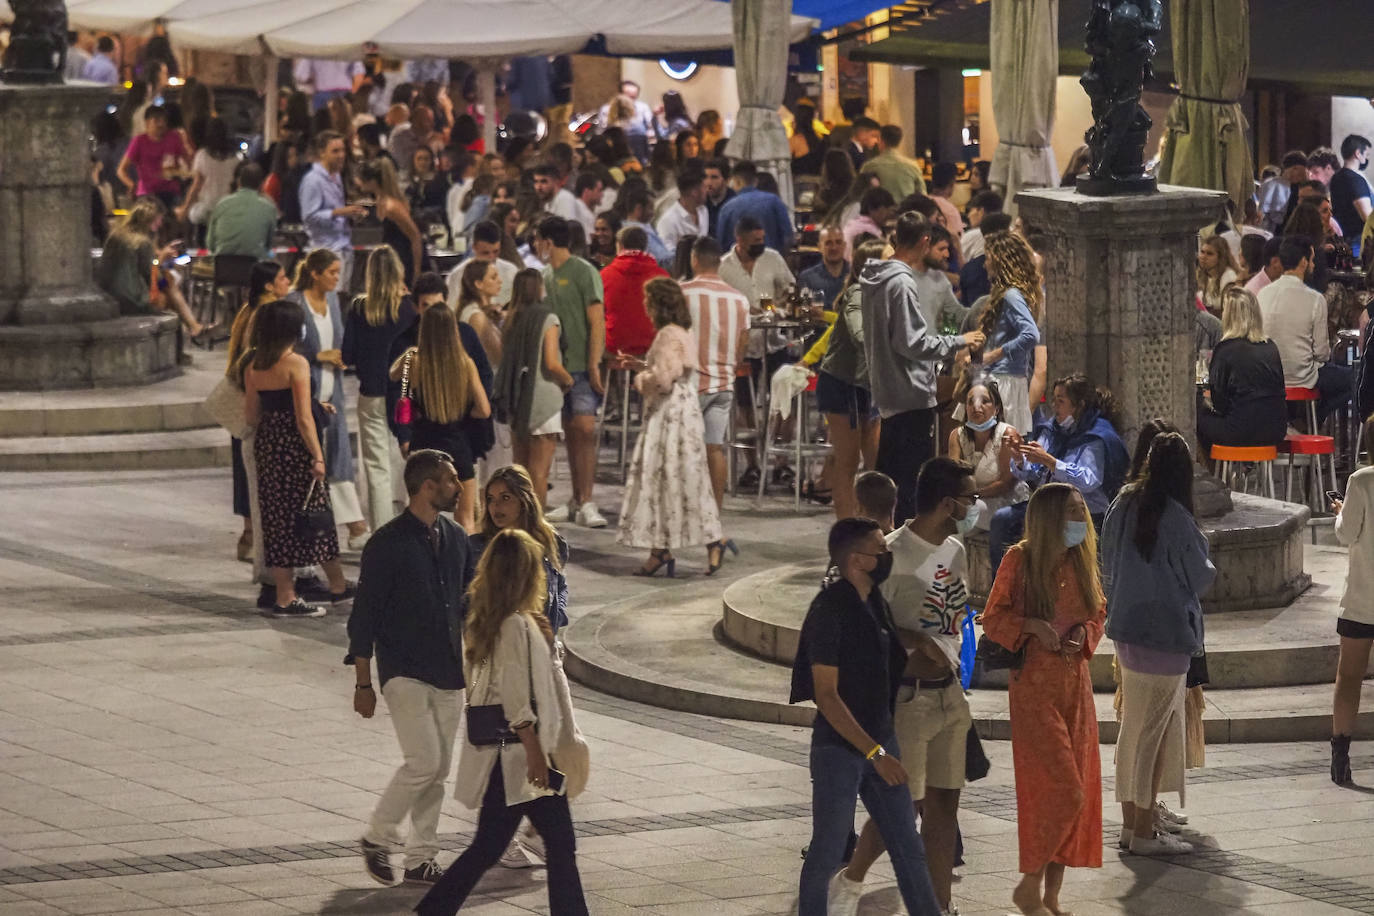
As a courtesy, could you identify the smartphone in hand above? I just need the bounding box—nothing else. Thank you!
[545,767,567,796]
[1327,490,1343,505]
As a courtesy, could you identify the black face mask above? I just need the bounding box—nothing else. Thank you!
[869,552,894,586]
[1361,157,1369,172]
[746,242,766,259]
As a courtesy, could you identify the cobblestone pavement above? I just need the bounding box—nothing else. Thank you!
[2,467,1374,916]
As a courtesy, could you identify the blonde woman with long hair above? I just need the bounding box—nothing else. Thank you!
[343,246,417,529]
[1195,233,1239,315]
[978,231,1043,433]
[982,483,1106,916]
[358,156,426,284]
[1197,286,1287,456]
[94,195,210,340]
[390,304,491,531]
[415,529,588,916]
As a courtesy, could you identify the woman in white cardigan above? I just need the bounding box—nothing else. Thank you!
[415,529,588,916]
[1331,414,1374,786]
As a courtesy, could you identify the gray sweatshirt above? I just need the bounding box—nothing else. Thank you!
[859,258,963,415]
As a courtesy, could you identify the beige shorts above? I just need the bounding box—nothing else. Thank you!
[893,678,971,798]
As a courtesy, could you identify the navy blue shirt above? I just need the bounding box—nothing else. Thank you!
[342,296,418,398]
[798,261,849,311]
[716,188,795,253]
[347,510,477,690]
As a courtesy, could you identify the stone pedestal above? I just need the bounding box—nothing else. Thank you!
[1014,184,1309,606]
[0,82,177,389]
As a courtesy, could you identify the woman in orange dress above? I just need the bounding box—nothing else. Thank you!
[982,482,1106,916]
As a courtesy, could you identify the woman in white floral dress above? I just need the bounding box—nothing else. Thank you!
[618,278,724,577]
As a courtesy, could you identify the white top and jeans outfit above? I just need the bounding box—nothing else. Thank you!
[415,612,589,916]
[1335,465,1374,638]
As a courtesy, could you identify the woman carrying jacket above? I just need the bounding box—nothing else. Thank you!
[1101,433,1216,855]
[415,529,588,916]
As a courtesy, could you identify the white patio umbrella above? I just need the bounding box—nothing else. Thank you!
[726,0,795,213]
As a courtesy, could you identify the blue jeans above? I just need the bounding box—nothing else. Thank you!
[799,732,941,916]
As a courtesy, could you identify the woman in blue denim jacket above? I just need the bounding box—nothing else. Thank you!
[1101,432,1215,856]
[977,232,1042,433]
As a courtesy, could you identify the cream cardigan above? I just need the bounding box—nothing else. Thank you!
[1335,465,1374,625]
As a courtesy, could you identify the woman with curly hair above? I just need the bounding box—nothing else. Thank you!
[617,278,723,576]
[978,231,1044,432]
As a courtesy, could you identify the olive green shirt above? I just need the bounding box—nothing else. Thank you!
[95,233,155,315]
[542,255,603,373]
[861,150,927,201]
[206,188,278,260]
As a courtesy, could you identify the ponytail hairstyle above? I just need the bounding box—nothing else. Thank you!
[293,248,341,292]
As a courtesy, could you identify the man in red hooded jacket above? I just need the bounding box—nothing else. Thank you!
[600,225,669,357]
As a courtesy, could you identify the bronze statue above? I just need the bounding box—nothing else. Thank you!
[1077,0,1161,195]
[2,0,69,84]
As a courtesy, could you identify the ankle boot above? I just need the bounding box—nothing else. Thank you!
[1331,734,1353,785]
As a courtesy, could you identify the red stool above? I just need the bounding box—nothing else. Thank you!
[1279,433,1336,509]
[1210,445,1276,498]
[1286,386,1320,431]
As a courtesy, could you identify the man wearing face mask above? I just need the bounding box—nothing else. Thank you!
[792,518,943,916]
[1330,135,1372,242]
[834,458,977,916]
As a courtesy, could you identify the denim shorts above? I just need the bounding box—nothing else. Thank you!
[563,370,603,417]
[699,391,734,446]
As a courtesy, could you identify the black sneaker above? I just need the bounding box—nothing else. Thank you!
[270,598,326,619]
[256,585,277,610]
[403,859,445,884]
[296,575,334,602]
[360,838,396,886]
[737,466,761,489]
[330,583,357,605]
[772,464,796,486]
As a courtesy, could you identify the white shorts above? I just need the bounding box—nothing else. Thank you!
[529,412,563,438]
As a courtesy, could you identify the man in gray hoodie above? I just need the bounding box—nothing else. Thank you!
[861,211,984,524]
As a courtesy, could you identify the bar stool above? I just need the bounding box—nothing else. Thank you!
[726,369,761,496]
[1279,434,1336,509]
[193,254,256,347]
[758,373,831,511]
[1210,444,1277,498]
[1284,386,1338,502]
[593,355,643,481]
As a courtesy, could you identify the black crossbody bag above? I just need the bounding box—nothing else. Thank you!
[465,622,536,746]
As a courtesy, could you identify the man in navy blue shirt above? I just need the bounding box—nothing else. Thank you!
[797,225,850,310]
[716,160,795,254]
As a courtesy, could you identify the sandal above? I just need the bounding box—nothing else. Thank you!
[633,549,675,578]
[803,480,833,505]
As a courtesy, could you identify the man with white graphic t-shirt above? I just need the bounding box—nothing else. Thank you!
[833,457,978,916]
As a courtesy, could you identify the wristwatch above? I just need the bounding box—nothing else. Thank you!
[871,746,888,760]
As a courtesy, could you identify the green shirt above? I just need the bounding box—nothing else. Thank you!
[861,150,927,201]
[95,233,155,314]
[206,189,278,260]
[542,255,603,373]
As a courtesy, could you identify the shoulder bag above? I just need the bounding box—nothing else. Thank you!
[394,351,414,426]
[203,375,250,440]
[465,620,536,746]
[293,477,335,541]
[974,632,1024,671]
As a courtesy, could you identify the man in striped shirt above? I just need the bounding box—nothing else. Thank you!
[681,237,751,519]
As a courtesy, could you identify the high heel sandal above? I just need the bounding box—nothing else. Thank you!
[634,549,675,578]
[705,539,740,576]
[1332,734,1353,785]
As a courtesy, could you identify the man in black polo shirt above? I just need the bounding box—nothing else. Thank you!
[348,450,477,887]
[792,518,942,916]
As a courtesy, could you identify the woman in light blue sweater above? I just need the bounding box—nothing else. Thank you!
[977,231,1042,433]
[1101,432,1216,856]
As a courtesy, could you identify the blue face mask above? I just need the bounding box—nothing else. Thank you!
[954,499,983,535]
[1064,520,1088,548]
[965,415,998,433]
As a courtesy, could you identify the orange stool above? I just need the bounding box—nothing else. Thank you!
[1210,444,1277,498]
[1279,433,1336,509]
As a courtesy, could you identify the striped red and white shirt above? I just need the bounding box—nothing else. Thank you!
[681,275,752,395]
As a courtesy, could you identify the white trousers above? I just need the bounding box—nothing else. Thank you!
[366,677,462,869]
[356,395,406,528]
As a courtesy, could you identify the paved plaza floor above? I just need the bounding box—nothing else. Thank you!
[2,465,1374,916]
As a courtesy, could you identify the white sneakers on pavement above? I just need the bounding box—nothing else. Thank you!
[498,825,546,869]
[1130,831,1194,855]
[545,500,607,528]
[545,503,571,523]
[1156,800,1188,825]
[828,869,862,916]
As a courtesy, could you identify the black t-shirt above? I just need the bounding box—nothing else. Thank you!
[1330,167,1371,240]
[790,579,906,751]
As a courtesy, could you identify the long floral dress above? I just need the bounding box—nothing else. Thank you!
[618,323,722,550]
[981,545,1105,874]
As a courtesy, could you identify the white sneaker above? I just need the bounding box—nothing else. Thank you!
[499,836,534,868]
[1130,832,1193,856]
[346,531,372,551]
[1155,800,1188,825]
[1118,826,1134,849]
[1155,813,1182,834]
[828,869,862,916]
[517,825,546,864]
[575,501,607,528]
[544,502,572,523]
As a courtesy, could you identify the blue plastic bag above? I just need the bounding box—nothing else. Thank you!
[960,605,976,690]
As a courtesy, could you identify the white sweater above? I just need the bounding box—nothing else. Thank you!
[1335,465,1374,624]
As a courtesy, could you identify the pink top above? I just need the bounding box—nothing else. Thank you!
[125,130,187,197]
[934,195,965,241]
[680,276,750,395]
[635,323,697,399]
[1244,270,1273,296]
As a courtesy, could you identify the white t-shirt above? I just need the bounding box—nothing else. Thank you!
[719,247,795,358]
[883,525,969,673]
[189,150,240,224]
[312,308,335,402]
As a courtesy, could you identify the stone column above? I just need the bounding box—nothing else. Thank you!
[0,83,177,389]
[1015,184,1226,454]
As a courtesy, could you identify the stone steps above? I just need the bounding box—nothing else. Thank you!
[0,427,232,470]
[560,548,1374,744]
